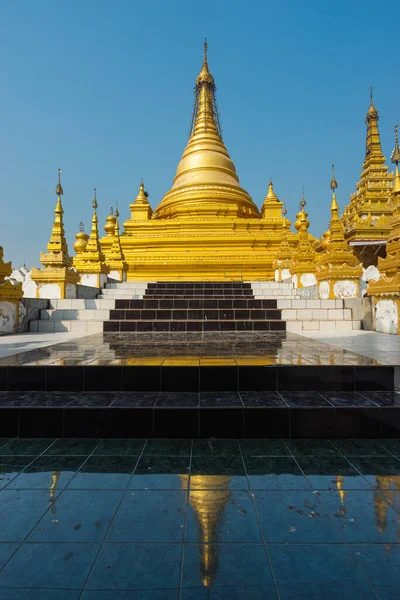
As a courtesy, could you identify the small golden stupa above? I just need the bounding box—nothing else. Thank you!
[342,88,394,266]
[316,165,362,299]
[105,203,127,281]
[73,189,110,287]
[290,191,317,288]
[121,41,295,281]
[31,169,80,299]
[272,204,293,281]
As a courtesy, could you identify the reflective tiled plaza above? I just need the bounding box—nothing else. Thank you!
[0,330,399,367]
[0,437,400,598]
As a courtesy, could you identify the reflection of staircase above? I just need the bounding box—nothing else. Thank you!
[29,280,362,333]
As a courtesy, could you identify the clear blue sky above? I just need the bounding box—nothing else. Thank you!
[1,0,399,268]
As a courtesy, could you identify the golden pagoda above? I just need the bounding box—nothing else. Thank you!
[31,169,80,299]
[342,89,394,266]
[369,125,400,333]
[74,189,110,288]
[105,203,127,281]
[272,205,293,281]
[120,41,294,281]
[316,165,362,299]
[290,191,317,288]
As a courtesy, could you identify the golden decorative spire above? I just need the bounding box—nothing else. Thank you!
[153,41,258,220]
[84,188,106,262]
[316,167,362,291]
[262,178,283,218]
[391,123,400,194]
[41,168,72,268]
[369,125,400,290]
[291,189,317,285]
[342,89,393,243]
[128,181,153,221]
[273,202,293,277]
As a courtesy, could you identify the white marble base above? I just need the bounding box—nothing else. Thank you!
[319,281,330,299]
[0,301,17,334]
[374,299,398,335]
[300,273,317,287]
[38,283,61,299]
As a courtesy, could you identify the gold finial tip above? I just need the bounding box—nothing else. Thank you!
[330,163,338,190]
[55,167,63,196]
[115,200,119,218]
[92,188,98,210]
[391,123,400,165]
[196,37,214,85]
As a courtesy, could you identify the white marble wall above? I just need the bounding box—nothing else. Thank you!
[0,301,17,334]
[38,283,61,299]
[374,299,398,335]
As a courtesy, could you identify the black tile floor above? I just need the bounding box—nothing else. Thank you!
[0,331,398,367]
[1,437,400,598]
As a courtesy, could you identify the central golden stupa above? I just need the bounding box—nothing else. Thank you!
[121,42,295,281]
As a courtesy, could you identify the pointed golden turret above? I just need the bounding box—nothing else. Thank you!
[41,169,72,268]
[106,203,128,281]
[74,189,109,288]
[316,165,362,299]
[291,190,317,288]
[369,125,400,332]
[342,89,394,266]
[129,181,153,221]
[273,205,293,281]
[153,40,259,220]
[261,179,284,220]
[31,169,80,299]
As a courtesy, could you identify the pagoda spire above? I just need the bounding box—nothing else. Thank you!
[42,168,72,266]
[316,165,362,299]
[273,204,293,281]
[262,178,284,219]
[365,87,383,159]
[85,189,105,260]
[128,181,153,221]
[369,124,400,291]
[107,200,128,281]
[341,89,394,249]
[291,189,317,288]
[152,40,258,220]
[31,168,80,298]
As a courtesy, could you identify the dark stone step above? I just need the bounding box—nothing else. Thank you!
[147,282,252,289]
[145,290,254,296]
[115,299,278,310]
[110,309,282,321]
[104,320,286,332]
[144,294,255,299]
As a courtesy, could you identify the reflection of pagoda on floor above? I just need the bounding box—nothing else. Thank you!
[184,475,232,587]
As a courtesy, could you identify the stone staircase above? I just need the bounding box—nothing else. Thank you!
[29,280,363,333]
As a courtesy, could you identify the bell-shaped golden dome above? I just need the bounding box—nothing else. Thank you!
[73,223,89,254]
[104,209,117,236]
[153,42,259,220]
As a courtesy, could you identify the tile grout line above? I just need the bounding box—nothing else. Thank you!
[77,437,149,599]
[177,439,193,600]
[238,441,282,600]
